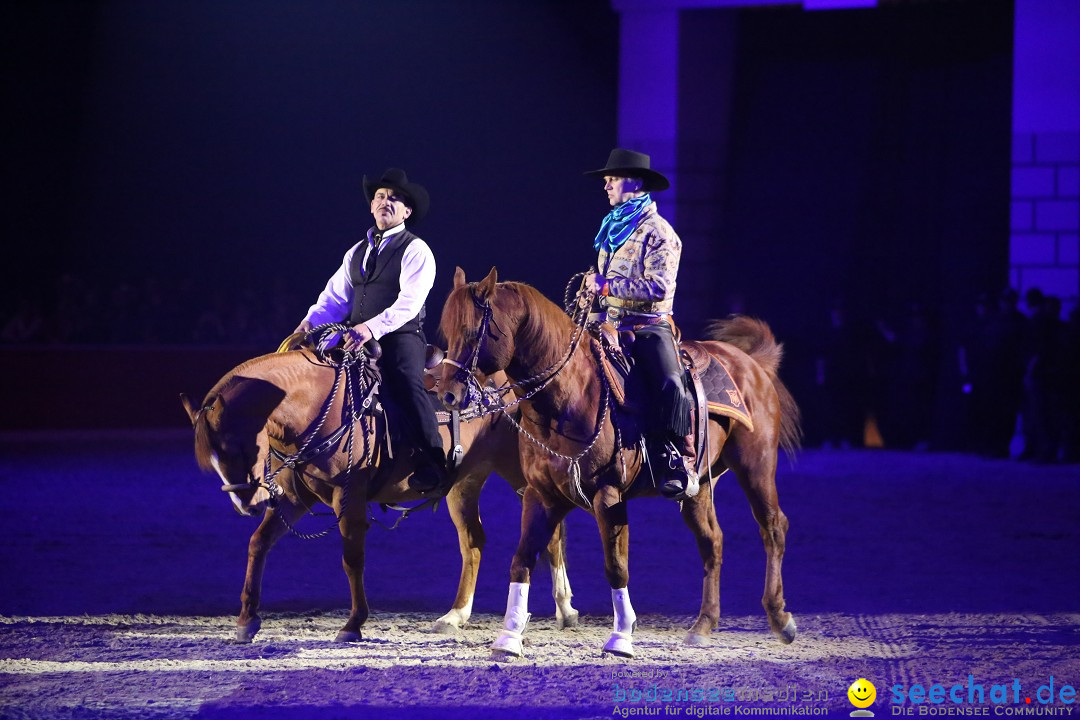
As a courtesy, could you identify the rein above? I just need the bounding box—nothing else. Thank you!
[501,340,613,508]
[449,274,594,419]
[259,323,376,540]
[449,272,613,507]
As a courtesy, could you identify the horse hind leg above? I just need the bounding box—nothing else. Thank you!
[679,479,723,646]
[541,519,579,629]
[728,440,796,644]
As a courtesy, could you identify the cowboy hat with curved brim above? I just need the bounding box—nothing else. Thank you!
[583,148,670,192]
[363,167,430,225]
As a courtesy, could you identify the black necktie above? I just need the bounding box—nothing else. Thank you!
[365,235,381,277]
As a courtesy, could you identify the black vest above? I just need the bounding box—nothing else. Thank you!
[348,227,425,334]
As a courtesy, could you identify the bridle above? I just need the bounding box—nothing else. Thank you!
[441,290,507,415]
[201,323,378,539]
[444,279,595,418]
[443,276,612,507]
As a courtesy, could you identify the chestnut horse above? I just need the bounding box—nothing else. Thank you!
[180,347,578,642]
[438,268,801,658]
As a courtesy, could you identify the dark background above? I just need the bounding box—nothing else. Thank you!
[4,0,620,319]
[3,0,1017,445]
[677,2,1014,448]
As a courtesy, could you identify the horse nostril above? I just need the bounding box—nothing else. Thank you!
[442,392,457,408]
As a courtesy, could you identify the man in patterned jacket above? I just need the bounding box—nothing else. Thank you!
[582,148,698,500]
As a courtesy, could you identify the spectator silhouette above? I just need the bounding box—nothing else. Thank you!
[1062,305,1080,463]
[1021,289,1064,462]
[877,301,939,450]
[957,289,1031,458]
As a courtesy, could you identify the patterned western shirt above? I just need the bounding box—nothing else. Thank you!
[597,203,681,317]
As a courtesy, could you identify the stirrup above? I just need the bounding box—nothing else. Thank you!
[658,442,699,500]
[407,453,450,495]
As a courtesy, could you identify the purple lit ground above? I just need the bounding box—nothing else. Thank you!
[0,432,1077,719]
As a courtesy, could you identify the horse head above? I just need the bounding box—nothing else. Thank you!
[181,385,279,517]
[438,266,585,413]
[438,266,513,411]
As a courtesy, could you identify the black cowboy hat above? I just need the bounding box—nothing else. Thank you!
[583,148,670,192]
[363,167,430,225]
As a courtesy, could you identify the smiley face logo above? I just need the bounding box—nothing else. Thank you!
[848,678,877,708]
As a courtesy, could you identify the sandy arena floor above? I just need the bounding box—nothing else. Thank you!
[1,432,1077,719]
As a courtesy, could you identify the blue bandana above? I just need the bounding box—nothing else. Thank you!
[593,194,653,254]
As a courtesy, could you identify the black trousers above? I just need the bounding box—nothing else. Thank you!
[377,330,442,457]
[631,323,691,440]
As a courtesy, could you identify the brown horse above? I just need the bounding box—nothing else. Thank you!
[438,267,801,658]
[180,347,578,642]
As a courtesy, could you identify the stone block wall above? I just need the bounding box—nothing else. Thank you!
[1010,132,1080,314]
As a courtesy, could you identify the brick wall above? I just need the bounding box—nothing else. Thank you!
[1010,131,1080,313]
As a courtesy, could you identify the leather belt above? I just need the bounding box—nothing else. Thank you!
[603,296,673,314]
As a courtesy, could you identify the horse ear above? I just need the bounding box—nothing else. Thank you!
[476,266,498,300]
[179,393,199,425]
[453,266,466,289]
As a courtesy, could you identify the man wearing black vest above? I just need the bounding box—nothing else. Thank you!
[294,168,447,494]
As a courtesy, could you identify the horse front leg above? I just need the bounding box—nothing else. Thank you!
[237,500,306,643]
[492,487,570,658]
[541,519,579,629]
[593,484,636,658]
[432,475,486,634]
[680,478,723,646]
[336,488,370,643]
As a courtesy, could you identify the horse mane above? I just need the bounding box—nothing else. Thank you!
[440,280,576,369]
[705,315,802,456]
[501,282,577,366]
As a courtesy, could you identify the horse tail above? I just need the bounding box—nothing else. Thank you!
[705,315,803,456]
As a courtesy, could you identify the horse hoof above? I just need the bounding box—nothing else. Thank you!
[491,632,524,658]
[603,633,635,658]
[335,630,362,643]
[430,620,462,635]
[556,610,580,630]
[777,616,797,645]
[235,618,261,643]
[683,632,710,647]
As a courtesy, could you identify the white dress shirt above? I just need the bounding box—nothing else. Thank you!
[303,223,436,340]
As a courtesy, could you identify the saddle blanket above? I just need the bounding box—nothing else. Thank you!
[694,355,753,432]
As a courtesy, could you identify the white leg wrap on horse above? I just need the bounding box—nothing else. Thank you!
[492,582,531,656]
[603,586,637,657]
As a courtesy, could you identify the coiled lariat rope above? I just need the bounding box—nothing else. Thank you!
[262,323,376,540]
